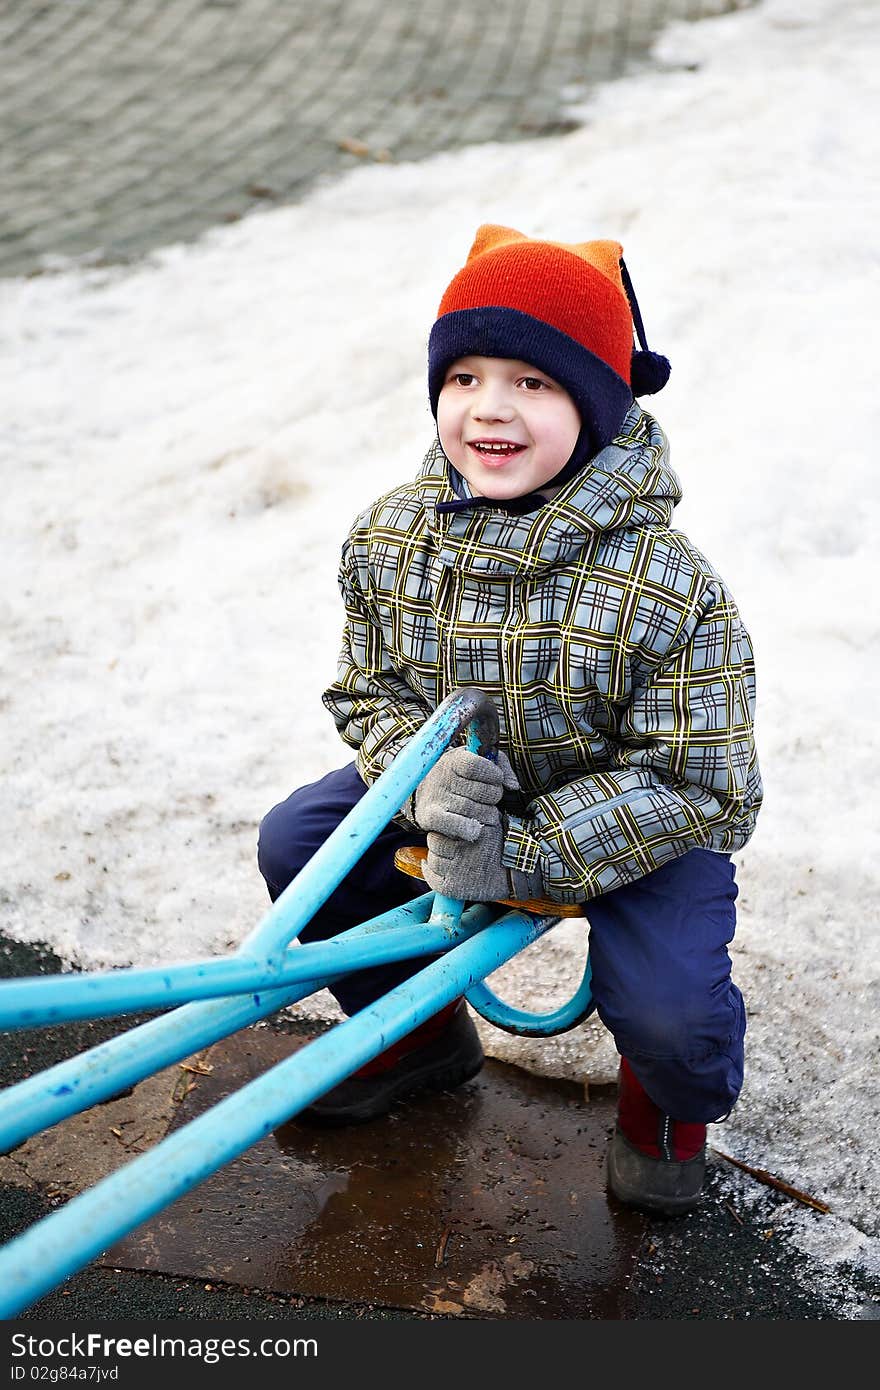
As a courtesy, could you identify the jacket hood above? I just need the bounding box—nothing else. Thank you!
[417,401,682,576]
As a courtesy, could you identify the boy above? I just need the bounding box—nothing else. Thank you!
[258,225,762,1215]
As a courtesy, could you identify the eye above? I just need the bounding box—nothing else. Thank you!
[520,376,549,391]
[451,372,477,386]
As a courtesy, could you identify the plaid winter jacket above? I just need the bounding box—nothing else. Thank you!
[323,402,762,904]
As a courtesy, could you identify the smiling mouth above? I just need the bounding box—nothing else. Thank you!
[467,440,527,458]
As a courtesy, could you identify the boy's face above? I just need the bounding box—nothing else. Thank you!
[436,355,581,502]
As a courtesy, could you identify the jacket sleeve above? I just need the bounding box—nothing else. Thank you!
[321,541,432,791]
[502,582,763,903]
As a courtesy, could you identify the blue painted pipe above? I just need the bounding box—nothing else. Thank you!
[434,711,596,1037]
[0,903,555,1318]
[0,685,594,1314]
[0,901,503,1027]
[0,688,498,1151]
[0,898,425,1157]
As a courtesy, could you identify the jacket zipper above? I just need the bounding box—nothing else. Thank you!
[566,787,647,828]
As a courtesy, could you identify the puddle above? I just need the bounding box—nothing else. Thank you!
[106,1024,644,1317]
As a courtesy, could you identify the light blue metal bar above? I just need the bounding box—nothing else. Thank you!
[0,903,552,1319]
[0,688,498,1150]
[0,900,502,1028]
[466,952,594,1036]
[421,695,596,1035]
[232,685,497,962]
[0,898,419,1156]
[0,685,596,1315]
[0,894,508,1157]
[454,709,595,1034]
[419,706,495,930]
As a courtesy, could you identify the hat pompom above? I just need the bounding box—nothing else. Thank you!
[630,349,671,396]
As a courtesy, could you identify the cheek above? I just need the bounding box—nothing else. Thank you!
[436,396,463,456]
[544,404,581,456]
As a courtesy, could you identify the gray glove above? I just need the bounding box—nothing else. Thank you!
[410,746,519,843]
[423,813,512,901]
[424,812,546,903]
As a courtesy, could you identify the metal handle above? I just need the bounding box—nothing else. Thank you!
[427,692,595,1035]
[466,955,595,1036]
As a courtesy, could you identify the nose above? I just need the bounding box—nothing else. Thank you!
[471,380,515,422]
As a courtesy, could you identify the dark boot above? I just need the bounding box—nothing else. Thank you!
[298,999,484,1125]
[606,1058,707,1215]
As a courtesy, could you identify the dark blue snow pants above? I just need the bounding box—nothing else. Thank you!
[257,761,746,1124]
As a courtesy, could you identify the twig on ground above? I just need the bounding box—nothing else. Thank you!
[434,1226,452,1267]
[712,1148,831,1213]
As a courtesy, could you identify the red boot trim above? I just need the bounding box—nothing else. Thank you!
[353,1000,462,1078]
[617,1057,663,1158]
[668,1118,707,1163]
[617,1058,707,1162]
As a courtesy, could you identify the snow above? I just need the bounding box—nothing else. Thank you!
[2,0,878,1306]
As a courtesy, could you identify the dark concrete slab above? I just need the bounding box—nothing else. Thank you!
[105,1026,644,1318]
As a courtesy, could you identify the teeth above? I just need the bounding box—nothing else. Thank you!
[472,442,520,453]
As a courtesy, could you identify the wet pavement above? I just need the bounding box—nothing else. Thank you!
[105,1026,640,1319]
[0,0,749,276]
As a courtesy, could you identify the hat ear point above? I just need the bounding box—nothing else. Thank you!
[468,223,527,260]
[630,349,671,396]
